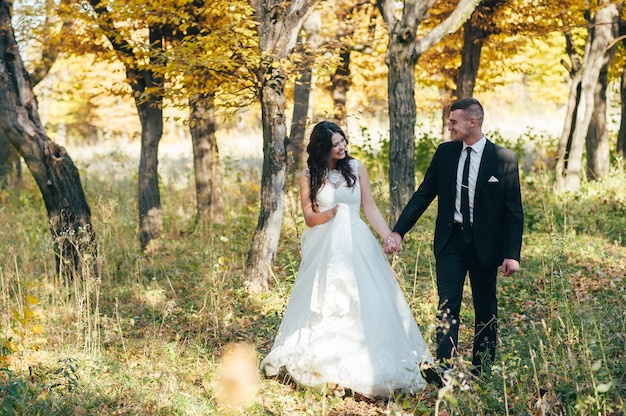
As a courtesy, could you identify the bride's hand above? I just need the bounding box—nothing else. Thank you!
[384,233,402,254]
[328,205,339,219]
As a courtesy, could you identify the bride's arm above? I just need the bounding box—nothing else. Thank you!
[300,169,337,227]
[358,161,393,241]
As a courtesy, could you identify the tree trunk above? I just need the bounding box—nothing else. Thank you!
[615,22,626,159]
[441,87,453,142]
[618,60,626,159]
[555,75,582,189]
[558,2,619,192]
[189,91,224,225]
[386,42,418,221]
[245,0,319,292]
[331,46,352,126]
[289,51,312,177]
[245,66,288,292]
[377,0,479,221]
[0,132,10,186]
[1,0,71,187]
[134,29,164,250]
[136,83,163,250]
[441,18,483,142]
[554,29,583,190]
[443,0,498,141]
[455,18,483,100]
[288,11,321,177]
[586,48,614,181]
[87,1,165,250]
[0,0,99,281]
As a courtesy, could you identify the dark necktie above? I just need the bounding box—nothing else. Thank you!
[461,147,472,243]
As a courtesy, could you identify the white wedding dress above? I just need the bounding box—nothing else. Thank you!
[261,159,433,398]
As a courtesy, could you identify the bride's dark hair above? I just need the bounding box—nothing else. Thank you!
[306,121,356,211]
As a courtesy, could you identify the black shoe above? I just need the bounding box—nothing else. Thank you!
[419,362,443,387]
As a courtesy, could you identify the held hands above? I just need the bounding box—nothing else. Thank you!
[384,232,402,254]
[501,258,520,277]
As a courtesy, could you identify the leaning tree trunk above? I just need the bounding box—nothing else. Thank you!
[558,1,618,193]
[0,0,98,281]
[189,91,224,225]
[586,48,614,181]
[0,0,70,187]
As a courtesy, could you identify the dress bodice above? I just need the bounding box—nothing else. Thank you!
[314,159,361,223]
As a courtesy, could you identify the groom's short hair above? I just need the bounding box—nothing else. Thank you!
[450,98,484,126]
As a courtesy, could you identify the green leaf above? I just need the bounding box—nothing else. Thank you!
[591,360,602,372]
[595,382,613,394]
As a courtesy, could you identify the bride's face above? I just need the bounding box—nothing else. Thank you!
[330,132,347,163]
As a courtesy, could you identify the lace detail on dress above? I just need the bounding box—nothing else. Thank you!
[326,159,359,189]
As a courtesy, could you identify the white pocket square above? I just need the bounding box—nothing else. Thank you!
[488,176,499,183]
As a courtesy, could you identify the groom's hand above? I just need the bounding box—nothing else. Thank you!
[501,258,520,277]
[384,232,402,254]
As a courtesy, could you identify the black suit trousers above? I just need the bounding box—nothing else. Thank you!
[435,225,498,372]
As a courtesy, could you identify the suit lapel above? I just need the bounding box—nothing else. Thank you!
[475,140,494,197]
[448,142,463,198]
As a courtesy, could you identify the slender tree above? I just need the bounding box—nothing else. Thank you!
[376,0,480,220]
[0,0,98,282]
[555,0,620,192]
[327,1,381,127]
[586,36,616,180]
[438,0,500,140]
[159,1,257,225]
[84,0,165,250]
[244,0,320,292]
[615,23,626,159]
[288,10,322,177]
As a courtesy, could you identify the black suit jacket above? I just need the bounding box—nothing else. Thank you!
[393,140,523,268]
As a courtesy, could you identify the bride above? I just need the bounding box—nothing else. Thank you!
[261,121,433,398]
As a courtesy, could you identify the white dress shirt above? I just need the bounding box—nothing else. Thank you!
[454,137,486,224]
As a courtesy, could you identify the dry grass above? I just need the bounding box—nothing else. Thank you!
[0,138,625,415]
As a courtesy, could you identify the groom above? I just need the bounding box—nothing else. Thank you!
[385,98,524,383]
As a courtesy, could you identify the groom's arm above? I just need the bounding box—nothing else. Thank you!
[392,147,441,238]
[502,150,524,262]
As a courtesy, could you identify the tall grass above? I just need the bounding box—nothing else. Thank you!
[0,135,624,415]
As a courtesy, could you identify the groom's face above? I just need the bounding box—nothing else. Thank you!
[448,109,474,143]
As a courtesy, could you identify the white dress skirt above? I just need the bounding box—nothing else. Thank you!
[261,159,433,398]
